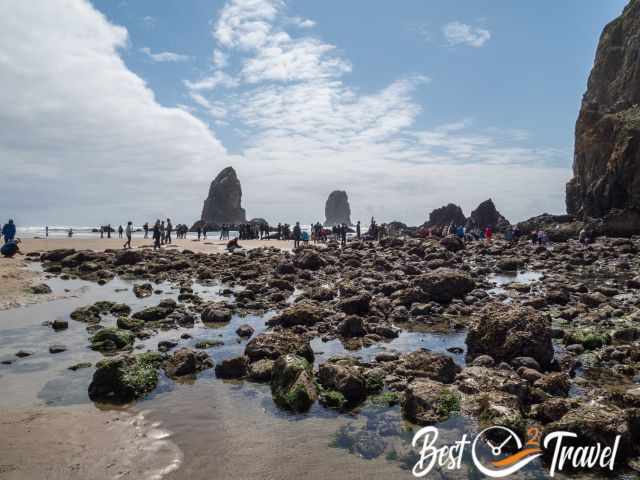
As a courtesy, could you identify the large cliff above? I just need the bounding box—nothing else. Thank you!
[566,0,640,224]
[201,166,247,226]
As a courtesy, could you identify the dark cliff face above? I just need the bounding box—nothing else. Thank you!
[566,0,640,218]
[425,203,466,228]
[324,190,351,226]
[201,166,247,225]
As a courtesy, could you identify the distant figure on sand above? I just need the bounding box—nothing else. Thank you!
[2,220,16,243]
[118,225,123,239]
[68,228,73,238]
[356,221,361,240]
[293,222,301,248]
[143,222,149,239]
[166,218,172,244]
[45,226,49,238]
[124,221,133,249]
[153,220,162,250]
[107,224,111,239]
[1,239,22,258]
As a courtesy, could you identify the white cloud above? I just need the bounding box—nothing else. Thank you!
[443,21,491,47]
[0,0,228,225]
[184,71,239,91]
[212,49,228,67]
[140,46,191,62]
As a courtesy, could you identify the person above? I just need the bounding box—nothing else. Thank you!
[197,225,202,241]
[2,220,16,243]
[504,226,513,242]
[340,223,347,246]
[152,220,162,250]
[484,226,492,242]
[45,225,49,238]
[124,221,133,249]
[226,237,241,252]
[202,223,207,240]
[143,222,149,239]
[166,218,173,244]
[68,228,73,238]
[107,224,111,239]
[293,222,301,248]
[302,229,309,246]
[100,226,104,239]
[117,225,123,239]
[356,220,361,240]
[1,238,22,258]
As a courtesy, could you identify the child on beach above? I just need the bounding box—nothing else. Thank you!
[1,239,22,258]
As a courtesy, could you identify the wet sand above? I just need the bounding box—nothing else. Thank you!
[17,237,293,255]
[0,406,182,480]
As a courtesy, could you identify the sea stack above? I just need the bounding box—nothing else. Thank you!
[324,191,352,226]
[465,199,510,232]
[566,0,640,233]
[201,166,247,226]
[425,203,466,228]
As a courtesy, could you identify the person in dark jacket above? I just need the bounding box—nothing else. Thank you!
[152,220,162,250]
[293,222,302,248]
[2,220,16,243]
[1,238,22,257]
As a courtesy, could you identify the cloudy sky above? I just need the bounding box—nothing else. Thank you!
[0,0,628,226]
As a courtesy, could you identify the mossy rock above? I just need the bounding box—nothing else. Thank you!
[70,305,101,323]
[564,329,608,350]
[370,391,400,407]
[88,352,163,403]
[271,354,318,412]
[320,390,347,409]
[116,316,144,331]
[435,389,461,417]
[90,327,135,352]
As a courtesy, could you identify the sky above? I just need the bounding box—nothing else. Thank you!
[0,0,629,227]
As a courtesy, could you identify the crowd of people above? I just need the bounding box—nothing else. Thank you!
[0,215,602,259]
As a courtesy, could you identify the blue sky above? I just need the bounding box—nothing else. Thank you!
[0,0,629,225]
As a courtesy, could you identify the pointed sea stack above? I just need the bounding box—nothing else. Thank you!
[324,191,352,226]
[201,167,247,225]
[465,199,510,232]
[424,203,466,228]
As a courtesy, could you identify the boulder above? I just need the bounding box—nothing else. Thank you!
[394,350,461,384]
[294,250,324,270]
[215,356,249,379]
[401,380,461,425]
[317,358,368,404]
[424,203,466,230]
[245,332,314,363]
[200,303,232,323]
[163,348,213,378]
[466,306,554,369]
[439,235,464,252]
[132,299,177,322]
[90,328,135,352]
[88,353,163,403]
[271,354,318,412]
[114,249,143,266]
[267,302,327,327]
[415,268,475,303]
[337,293,371,315]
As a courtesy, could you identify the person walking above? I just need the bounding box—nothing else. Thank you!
[45,225,49,238]
[118,225,123,239]
[143,222,149,239]
[484,226,493,242]
[293,222,301,248]
[152,220,161,250]
[100,226,104,239]
[340,223,347,246]
[123,221,133,249]
[356,220,361,240]
[166,218,173,244]
[2,220,16,243]
[107,224,111,239]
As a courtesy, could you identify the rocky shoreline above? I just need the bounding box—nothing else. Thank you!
[9,232,640,475]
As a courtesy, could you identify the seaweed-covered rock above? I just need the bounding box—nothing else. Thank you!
[245,332,314,363]
[466,306,554,369]
[90,327,135,352]
[114,249,143,266]
[401,380,461,425]
[337,293,371,315]
[133,283,153,298]
[394,350,461,384]
[200,303,232,323]
[317,358,368,404]
[88,353,163,403]
[271,354,318,412]
[132,299,177,322]
[267,302,328,327]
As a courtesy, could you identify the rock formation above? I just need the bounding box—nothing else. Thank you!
[324,190,351,226]
[566,0,640,233]
[465,199,510,232]
[424,203,466,228]
[201,167,246,226]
